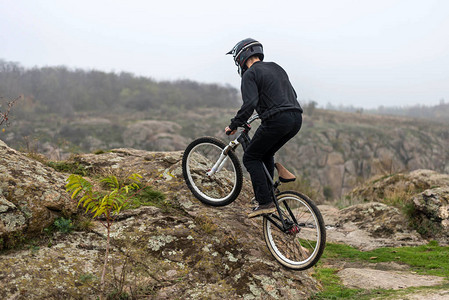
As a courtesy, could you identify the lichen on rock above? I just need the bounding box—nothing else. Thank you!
[0,140,76,243]
[0,143,322,299]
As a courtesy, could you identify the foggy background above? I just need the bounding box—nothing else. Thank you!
[1,0,448,108]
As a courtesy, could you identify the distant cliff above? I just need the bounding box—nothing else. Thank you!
[279,109,449,201]
[3,108,448,203]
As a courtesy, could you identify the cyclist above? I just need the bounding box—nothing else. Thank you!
[225,38,303,218]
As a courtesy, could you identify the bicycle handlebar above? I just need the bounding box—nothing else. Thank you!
[246,114,260,124]
[226,114,259,136]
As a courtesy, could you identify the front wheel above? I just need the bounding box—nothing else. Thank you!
[182,137,243,206]
[263,191,326,270]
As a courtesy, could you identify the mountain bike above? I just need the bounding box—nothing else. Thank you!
[182,114,326,270]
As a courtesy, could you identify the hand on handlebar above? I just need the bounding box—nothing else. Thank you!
[225,126,237,136]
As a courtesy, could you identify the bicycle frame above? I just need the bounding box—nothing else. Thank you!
[208,114,298,233]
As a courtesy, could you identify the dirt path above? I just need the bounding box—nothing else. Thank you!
[338,267,445,290]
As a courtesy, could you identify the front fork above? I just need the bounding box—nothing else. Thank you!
[206,138,240,176]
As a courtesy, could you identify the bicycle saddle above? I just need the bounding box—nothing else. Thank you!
[275,163,296,183]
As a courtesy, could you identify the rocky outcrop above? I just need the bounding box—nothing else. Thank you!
[0,144,320,299]
[123,120,187,151]
[0,140,76,243]
[320,203,424,251]
[2,134,448,298]
[339,202,416,238]
[347,169,449,243]
[411,187,449,239]
[348,169,449,202]
[413,187,449,228]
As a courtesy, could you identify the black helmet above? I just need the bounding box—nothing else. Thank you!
[226,38,264,77]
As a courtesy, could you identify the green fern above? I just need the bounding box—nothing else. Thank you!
[65,172,144,295]
[66,173,142,218]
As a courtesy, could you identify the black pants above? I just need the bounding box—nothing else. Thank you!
[243,111,302,205]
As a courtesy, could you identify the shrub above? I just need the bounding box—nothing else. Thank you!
[323,186,333,201]
[66,173,142,297]
[47,160,88,175]
[130,186,166,209]
[53,217,74,233]
[66,172,163,298]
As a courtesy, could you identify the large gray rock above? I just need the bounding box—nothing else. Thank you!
[321,203,424,251]
[347,169,449,243]
[0,140,76,242]
[338,268,445,290]
[412,187,449,239]
[0,147,320,299]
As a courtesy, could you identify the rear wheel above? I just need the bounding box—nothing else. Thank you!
[182,137,243,206]
[263,191,326,270]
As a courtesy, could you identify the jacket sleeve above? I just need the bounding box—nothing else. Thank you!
[229,71,258,130]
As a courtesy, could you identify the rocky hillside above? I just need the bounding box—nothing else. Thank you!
[3,107,448,203]
[347,169,449,243]
[311,169,449,252]
[0,140,76,240]
[1,139,449,299]
[0,140,319,299]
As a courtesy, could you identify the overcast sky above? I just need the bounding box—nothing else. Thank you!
[1,0,449,108]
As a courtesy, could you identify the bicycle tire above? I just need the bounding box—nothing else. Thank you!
[182,137,243,206]
[263,191,326,270]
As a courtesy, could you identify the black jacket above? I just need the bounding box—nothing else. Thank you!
[229,61,303,130]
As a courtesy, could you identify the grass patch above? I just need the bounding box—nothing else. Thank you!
[129,186,167,210]
[93,149,108,155]
[311,241,449,299]
[380,186,444,238]
[46,160,88,175]
[311,267,363,299]
[194,214,218,234]
[79,273,96,284]
[53,217,75,233]
[311,267,397,299]
[25,152,48,164]
[322,241,449,278]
